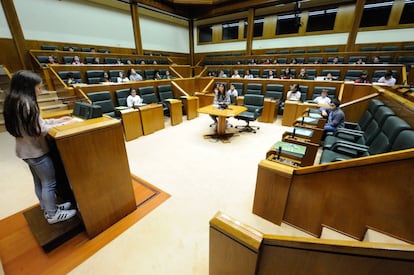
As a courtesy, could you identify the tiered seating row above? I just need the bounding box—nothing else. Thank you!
[202,51,414,70]
[31,50,170,67]
[200,64,405,84]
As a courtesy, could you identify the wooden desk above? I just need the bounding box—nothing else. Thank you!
[198,104,247,142]
[116,108,143,141]
[181,96,199,120]
[48,117,136,238]
[137,103,165,135]
[258,98,278,123]
[282,101,325,126]
[165,99,183,126]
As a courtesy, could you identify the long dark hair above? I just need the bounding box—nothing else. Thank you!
[3,70,42,137]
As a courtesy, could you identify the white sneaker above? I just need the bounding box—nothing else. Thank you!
[46,209,77,224]
[57,202,71,210]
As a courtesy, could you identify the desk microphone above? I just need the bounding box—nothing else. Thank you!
[292,128,296,139]
[277,146,282,160]
[301,116,305,125]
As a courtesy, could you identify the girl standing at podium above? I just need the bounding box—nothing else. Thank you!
[3,70,77,224]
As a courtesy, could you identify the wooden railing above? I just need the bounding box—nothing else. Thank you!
[210,212,414,275]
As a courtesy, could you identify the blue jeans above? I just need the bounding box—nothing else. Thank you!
[24,154,57,216]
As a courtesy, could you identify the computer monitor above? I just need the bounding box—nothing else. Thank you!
[73,102,103,119]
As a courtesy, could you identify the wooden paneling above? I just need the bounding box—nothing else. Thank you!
[0,39,22,73]
[137,104,165,135]
[253,160,294,225]
[254,149,414,243]
[211,212,414,275]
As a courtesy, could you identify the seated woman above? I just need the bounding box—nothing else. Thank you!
[280,67,293,79]
[117,72,129,83]
[126,88,143,107]
[101,72,111,83]
[297,68,308,80]
[244,69,254,79]
[210,83,230,125]
[286,83,301,101]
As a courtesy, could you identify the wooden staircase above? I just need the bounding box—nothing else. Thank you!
[0,66,71,133]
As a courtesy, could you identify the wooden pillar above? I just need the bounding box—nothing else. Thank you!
[345,0,365,52]
[1,0,30,70]
[130,1,143,55]
[246,8,254,56]
[188,19,195,67]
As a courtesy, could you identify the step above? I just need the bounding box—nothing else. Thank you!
[40,104,69,113]
[23,205,84,252]
[320,226,410,245]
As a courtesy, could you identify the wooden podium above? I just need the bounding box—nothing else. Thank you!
[48,116,136,238]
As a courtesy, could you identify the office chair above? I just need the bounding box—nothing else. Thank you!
[235,94,264,133]
[87,91,117,118]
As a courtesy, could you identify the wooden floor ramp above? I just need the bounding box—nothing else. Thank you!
[0,174,170,274]
[23,206,84,252]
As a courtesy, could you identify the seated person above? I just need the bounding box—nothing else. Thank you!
[354,71,370,83]
[117,72,129,83]
[128,68,143,81]
[227,84,238,103]
[313,89,331,115]
[92,57,101,64]
[164,70,173,79]
[314,89,331,105]
[66,72,80,85]
[377,70,396,86]
[244,69,254,79]
[210,83,230,125]
[126,88,143,107]
[218,70,227,78]
[297,68,308,80]
[280,67,293,79]
[267,70,275,79]
[47,55,57,64]
[286,83,301,101]
[354,58,365,64]
[322,99,345,138]
[324,72,337,81]
[231,70,241,78]
[101,72,111,83]
[71,55,83,65]
[154,70,162,80]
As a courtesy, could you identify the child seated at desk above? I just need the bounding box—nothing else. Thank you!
[127,88,143,107]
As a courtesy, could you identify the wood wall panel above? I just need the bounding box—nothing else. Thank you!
[0,38,22,72]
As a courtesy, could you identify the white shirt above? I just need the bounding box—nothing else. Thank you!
[231,74,240,78]
[117,76,129,83]
[314,96,331,105]
[127,95,143,107]
[129,73,143,81]
[228,88,238,97]
[378,76,396,86]
[286,90,301,101]
[244,74,254,79]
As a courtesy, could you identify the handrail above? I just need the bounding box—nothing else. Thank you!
[171,81,189,96]
[340,92,380,109]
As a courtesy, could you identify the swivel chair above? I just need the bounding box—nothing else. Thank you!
[235,94,264,133]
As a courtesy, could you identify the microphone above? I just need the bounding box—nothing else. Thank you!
[301,116,305,125]
[292,128,296,139]
[277,146,282,160]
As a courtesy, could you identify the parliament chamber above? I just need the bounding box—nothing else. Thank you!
[1,0,414,274]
